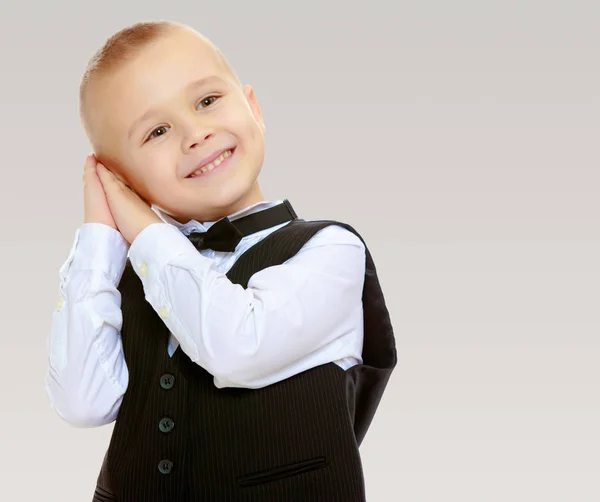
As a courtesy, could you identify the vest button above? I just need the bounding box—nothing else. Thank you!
[158,459,173,474]
[159,417,175,433]
[160,373,175,389]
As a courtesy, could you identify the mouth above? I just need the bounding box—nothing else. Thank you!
[186,148,235,178]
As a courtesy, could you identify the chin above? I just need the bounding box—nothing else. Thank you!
[161,161,263,219]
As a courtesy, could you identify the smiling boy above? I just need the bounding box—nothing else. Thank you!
[46,20,396,502]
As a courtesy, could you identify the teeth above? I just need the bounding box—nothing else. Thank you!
[189,149,232,177]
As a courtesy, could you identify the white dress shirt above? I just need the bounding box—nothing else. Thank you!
[45,199,365,428]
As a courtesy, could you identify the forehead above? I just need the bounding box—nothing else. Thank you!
[92,29,232,146]
[121,28,226,97]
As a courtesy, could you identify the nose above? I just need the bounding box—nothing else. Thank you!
[181,119,214,153]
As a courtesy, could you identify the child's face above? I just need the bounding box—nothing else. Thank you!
[90,27,265,223]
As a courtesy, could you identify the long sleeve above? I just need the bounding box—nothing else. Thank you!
[128,222,366,388]
[45,223,130,427]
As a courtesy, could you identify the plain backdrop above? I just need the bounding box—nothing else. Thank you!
[0,1,598,500]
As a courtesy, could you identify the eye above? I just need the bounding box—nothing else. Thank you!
[197,95,220,109]
[146,125,170,142]
[142,95,220,143]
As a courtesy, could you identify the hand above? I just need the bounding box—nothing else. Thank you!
[96,161,164,244]
[83,154,117,230]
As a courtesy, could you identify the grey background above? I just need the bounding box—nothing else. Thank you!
[1,0,598,500]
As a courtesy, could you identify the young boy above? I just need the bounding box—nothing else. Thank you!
[45,20,396,502]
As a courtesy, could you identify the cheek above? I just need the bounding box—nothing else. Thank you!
[129,151,174,193]
[222,101,262,142]
[238,116,264,151]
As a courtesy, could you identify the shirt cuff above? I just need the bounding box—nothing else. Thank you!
[67,223,130,285]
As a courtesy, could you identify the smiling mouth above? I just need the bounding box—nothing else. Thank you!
[187,148,234,178]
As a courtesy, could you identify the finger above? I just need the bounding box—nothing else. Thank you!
[109,169,131,189]
[96,163,116,182]
[97,163,120,181]
[95,163,115,190]
[102,166,133,193]
[82,155,96,180]
[98,164,132,200]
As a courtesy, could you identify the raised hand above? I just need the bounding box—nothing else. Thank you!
[95,161,163,244]
[83,154,118,230]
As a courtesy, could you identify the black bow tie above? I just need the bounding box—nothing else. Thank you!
[186,199,297,252]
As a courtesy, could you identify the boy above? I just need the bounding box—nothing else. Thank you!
[45,20,396,502]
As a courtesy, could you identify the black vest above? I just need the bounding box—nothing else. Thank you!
[93,219,397,502]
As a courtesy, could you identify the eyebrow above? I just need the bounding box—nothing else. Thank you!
[127,75,226,140]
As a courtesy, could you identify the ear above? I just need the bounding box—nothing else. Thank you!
[244,84,266,134]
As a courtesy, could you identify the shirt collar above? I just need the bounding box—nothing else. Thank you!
[151,199,286,236]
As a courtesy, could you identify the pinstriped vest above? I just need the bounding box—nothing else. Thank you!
[93,218,397,502]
